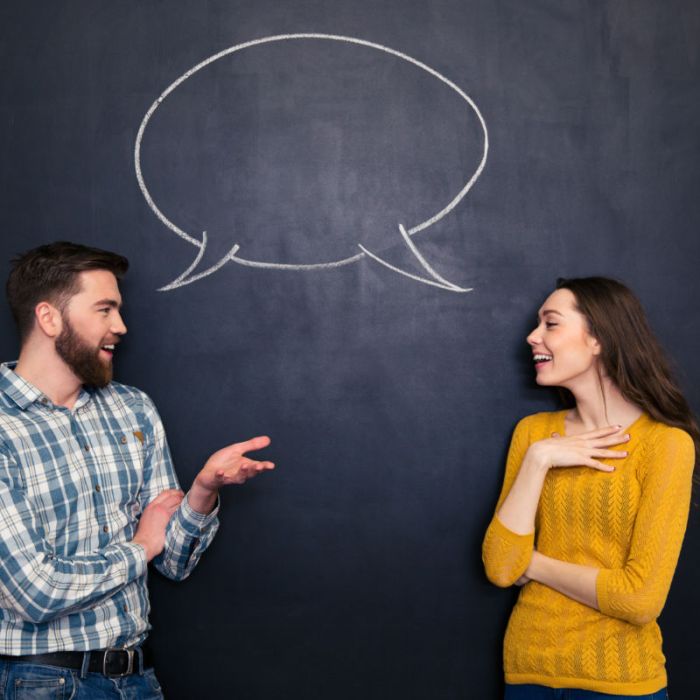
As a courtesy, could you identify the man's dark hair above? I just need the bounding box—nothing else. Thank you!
[6,241,129,342]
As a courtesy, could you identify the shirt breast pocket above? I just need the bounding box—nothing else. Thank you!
[99,429,147,530]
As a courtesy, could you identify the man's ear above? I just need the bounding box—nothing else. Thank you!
[34,301,63,339]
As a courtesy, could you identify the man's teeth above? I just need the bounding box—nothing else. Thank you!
[533,354,552,362]
[102,344,115,351]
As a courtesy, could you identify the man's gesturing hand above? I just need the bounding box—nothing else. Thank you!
[189,436,275,514]
[132,489,184,562]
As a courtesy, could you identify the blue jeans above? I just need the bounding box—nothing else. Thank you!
[505,684,668,699]
[0,658,164,699]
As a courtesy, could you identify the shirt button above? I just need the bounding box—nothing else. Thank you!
[120,435,127,444]
[95,484,101,493]
[123,604,129,613]
[40,397,48,405]
[84,444,90,452]
[103,525,109,533]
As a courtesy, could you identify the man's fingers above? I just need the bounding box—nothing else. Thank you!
[150,489,184,504]
[237,459,275,474]
[146,489,184,513]
[217,459,276,484]
[231,435,271,455]
[244,460,275,474]
[162,493,185,507]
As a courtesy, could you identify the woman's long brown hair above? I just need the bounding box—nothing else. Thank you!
[556,277,699,477]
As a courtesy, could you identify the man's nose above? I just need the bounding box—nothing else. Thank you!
[112,313,127,336]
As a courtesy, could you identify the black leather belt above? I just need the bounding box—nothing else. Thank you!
[0,645,153,677]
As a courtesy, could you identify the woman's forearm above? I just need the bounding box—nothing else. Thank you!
[496,452,550,535]
[526,551,600,609]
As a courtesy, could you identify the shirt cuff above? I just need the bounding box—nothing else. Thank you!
[115,542,149,580]
[177,491,220,536]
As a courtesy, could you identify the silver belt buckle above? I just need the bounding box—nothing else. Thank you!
[103,647,134,677]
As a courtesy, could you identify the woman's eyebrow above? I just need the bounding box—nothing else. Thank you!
[538,309,564,318]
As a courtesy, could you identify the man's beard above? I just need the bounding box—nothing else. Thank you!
[55,317,113,388]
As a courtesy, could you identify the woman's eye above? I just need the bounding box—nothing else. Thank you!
[545,322,557,329]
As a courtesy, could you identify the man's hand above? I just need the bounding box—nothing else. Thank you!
[188,436,275,514]
[132,489,184,562]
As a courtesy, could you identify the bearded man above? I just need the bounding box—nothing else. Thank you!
[0,241,274,698]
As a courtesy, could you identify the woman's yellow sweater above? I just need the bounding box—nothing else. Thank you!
[482,411,694,696]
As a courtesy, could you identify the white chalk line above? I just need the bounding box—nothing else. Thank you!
[228,251,364,270]
[157,232,241,291]
[396,223,467,291]
[134,34,488,289]
[359,245,471,292]
[359,224,473,293]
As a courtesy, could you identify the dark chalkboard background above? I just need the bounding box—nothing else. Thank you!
[1,1,699,698]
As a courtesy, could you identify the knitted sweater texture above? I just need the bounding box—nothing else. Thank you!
[482,411,694,695]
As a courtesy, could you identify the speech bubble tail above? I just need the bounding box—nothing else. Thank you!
[396,224,471,291]
[358,224,473,293]
[158,231,241,291]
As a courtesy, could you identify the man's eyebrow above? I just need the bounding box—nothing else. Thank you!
[93,299,122,309]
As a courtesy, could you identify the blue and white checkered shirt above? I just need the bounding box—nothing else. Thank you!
[0,362,219,654]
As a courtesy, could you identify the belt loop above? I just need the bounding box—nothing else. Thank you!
[136,646,144,676]
[80,651,91,680]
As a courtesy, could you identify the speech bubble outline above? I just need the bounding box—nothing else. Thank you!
[134,33,488,292]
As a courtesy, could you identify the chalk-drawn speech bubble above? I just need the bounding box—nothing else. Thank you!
[134,34,488,292]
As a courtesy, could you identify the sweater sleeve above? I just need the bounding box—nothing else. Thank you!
[482,417,536,587]
[596,427,695,626]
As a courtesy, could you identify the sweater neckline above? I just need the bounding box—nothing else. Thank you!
[557,409,649,439]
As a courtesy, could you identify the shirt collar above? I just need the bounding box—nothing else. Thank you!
[0,361,94,411]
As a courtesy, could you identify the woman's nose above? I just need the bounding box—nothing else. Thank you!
[526,327,540,346]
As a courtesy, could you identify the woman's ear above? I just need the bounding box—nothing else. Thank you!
[588,334,602,356]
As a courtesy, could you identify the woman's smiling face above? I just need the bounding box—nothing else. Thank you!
[527,288,602,389]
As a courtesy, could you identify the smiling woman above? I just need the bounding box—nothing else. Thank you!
[482,277,699,699]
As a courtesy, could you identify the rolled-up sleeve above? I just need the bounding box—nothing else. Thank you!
[139,396,219,581]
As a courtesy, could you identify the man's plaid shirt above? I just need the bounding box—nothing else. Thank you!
[0,362,219,654]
